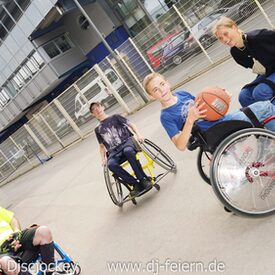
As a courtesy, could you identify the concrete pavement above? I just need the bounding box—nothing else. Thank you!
[1,58,274,275]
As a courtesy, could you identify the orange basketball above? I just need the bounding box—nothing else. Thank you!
[196,87,230,121]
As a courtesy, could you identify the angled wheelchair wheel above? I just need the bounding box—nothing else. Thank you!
[140,139,177,173]
[103,165,137,207]
[197,147,211,185]
[210,128,275,217]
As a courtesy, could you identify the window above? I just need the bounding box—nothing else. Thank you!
[32,52,44,68]
[5,81,17,97]
[78,15,90,30]
[43,35,72,59]
[0,89,10,108]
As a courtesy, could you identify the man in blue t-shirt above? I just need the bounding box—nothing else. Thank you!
[90,102,152,196]
[142,72,275,151]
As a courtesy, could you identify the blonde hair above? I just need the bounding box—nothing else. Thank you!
[212,16,239,37]
[143,72,165,94]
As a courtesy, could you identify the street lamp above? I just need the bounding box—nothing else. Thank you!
[71,0,149,103]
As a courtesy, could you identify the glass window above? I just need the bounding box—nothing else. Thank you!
[55,36,71,52]
[19,66,31,81]
[43,35,72,59]
[0,90,10,107]
[78,15,90,30]
[32,52,44,68]
[106,71,118,83]
[84,83,101,101]
[5,81,17,97]
[43,41,60,58]
[26,59,38,74]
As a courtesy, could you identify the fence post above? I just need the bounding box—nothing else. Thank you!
[24,124,52,159]
[254,0,274,29]
[173,5,214,64]
[94,64,131,113]
[53,99,84,139]
[9,136,33,166]
[38,113,66,148]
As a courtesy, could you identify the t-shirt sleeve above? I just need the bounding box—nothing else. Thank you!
[0,207,14,224]
[95,127,104,144]
[115,114,129,126]
[161,115,181,139]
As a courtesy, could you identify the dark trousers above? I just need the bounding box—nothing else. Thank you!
[108,146,147,185]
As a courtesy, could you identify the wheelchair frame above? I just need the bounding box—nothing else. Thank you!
[0,242,80,275]
[189,119,275,217]
[104,138,177,207]
[23,242,80,275]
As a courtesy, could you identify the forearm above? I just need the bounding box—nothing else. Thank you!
[10,217,21,232]
[173,119,194,151]
[129,123,141,137]
[99,145,107,162]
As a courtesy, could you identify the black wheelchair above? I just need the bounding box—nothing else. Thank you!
[103,138,177,207]
[188,114,275,218]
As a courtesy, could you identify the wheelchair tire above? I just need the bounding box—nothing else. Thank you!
[197,147,211,185]
[210,128,275,217]
[141,139,177,173]
[103,165,124,207]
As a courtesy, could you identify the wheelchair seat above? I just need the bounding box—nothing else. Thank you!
[188,120,253,153]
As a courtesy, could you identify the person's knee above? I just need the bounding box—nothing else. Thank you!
[107,159,118,171]
[238,89,249,107]
[123,146,136,157]
[253,84,274,101]
[33,226,53,246]
[0,256,20,275]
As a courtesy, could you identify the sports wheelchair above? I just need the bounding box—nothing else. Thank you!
[0,242,81,275]
[103,138,177,207]
[188,115,275,218]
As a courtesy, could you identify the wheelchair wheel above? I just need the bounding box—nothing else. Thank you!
[197,147,211,185]
[141,139,177,173]
[210,128,275,217]
[103,165,137,206]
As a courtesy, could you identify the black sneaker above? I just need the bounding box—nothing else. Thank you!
[130,184,144,197]
[140,178,152,191]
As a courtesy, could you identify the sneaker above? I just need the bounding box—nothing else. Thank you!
[140,178,152,191]
[129,184,144,197]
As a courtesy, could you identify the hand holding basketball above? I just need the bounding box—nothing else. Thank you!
[195,87,230,121]
[186,99,207,124]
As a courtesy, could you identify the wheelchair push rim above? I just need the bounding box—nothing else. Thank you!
[103,165,124,207]
[197,147,211,185]
[210,128,275,217]
[140,139,177,173]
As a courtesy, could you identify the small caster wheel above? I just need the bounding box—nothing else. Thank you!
[224,206,232,213]
[154,183,160,191]
[132,198,137,205]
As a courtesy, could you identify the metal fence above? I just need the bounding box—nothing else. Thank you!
[0,0,274,185]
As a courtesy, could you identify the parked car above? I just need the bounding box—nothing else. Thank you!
[189,13,221,48]
[209,0,257,24]
[146,32,178,70]
[161,31,195,67]
[188,0,257,48]
[74,69,123,122]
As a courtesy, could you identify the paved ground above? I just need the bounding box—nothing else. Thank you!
[1,58,275,275]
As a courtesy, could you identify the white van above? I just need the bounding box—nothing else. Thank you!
[74,69,123,122]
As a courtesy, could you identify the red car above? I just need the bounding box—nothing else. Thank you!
[146,33,178,70]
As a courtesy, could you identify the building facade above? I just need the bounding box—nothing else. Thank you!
[0,0,155,138]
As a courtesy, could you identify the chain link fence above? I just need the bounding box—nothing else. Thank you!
[0,0,274,185]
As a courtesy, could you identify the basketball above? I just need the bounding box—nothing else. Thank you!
[196,87,230,121]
